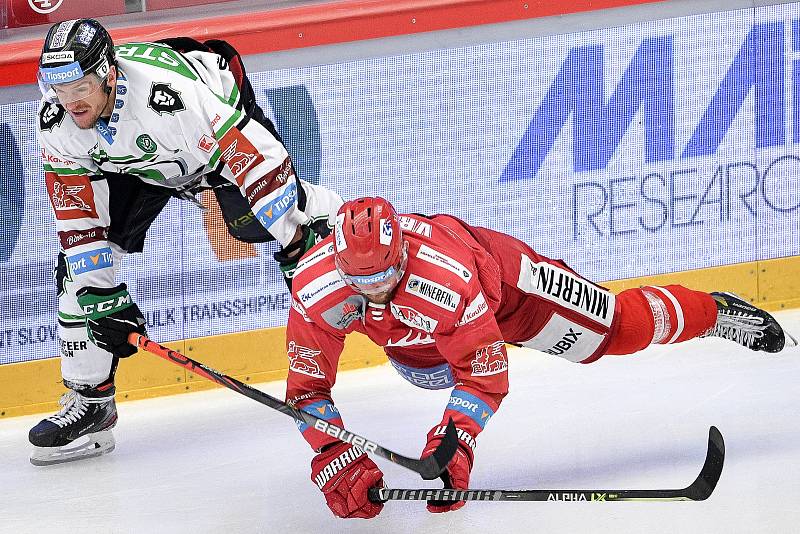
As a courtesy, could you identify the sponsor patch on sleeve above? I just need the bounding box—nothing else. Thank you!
[255,182,298,229]
[66,246,113,275]
[446,389,495,429]
[297,269,346,308]
[58,227,109,250]
[455,292,488,327]
[45,173,98,220]
[217,127,265,185]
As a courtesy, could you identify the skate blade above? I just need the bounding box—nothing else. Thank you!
[785,331,799,348]
[30,431,116,466]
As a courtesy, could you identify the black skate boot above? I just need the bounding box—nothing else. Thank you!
[29,381,117,466]
[702,292,786,353]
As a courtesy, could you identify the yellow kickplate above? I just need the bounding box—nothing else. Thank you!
[2,256,798,417]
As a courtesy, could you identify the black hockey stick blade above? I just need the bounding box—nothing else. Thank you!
[413,418,459,480]
[370,426,725,503]
[681,425,725,501]
[131,333,457,480]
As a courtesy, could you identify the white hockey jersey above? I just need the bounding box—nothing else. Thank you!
[37,42,308,320]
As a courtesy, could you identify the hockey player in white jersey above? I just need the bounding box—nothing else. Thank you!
[29,18,343,465]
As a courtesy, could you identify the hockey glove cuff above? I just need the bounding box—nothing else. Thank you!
[421,423,476,513]
[76,283,146,358]
[311,441,385,519]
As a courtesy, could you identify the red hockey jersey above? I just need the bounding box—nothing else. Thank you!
[286,213,510,450]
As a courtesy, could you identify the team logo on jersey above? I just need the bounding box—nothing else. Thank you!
[135,134,158,153]
[46,173,98,220]
[385,330,435,347]
[405,275,460,312]
[470,340,507,376]
[197,135,216,153]
[218,128,265,184]
[39,102,66,132]
[288,341,325,379]
[322,296,364,330]
[390,303,438,333]
[148,82,185,115]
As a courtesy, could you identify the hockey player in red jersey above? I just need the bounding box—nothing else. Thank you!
[286,196,789,519]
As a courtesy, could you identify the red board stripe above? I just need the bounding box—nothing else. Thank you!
[0,0,665,87]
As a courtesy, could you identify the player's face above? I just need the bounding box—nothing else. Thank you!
[337,242,408,305]
[60,67,116,129]
[365,289,395,305]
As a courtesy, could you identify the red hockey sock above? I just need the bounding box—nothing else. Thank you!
[605,285,717,355]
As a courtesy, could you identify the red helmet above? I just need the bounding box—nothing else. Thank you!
[333,197,407,295]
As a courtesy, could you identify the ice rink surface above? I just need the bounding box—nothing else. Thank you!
[2,309,799,534]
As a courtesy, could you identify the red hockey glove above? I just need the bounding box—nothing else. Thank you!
[421,424,476,513]
[310,442,385,519]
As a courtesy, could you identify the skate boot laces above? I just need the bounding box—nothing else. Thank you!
[704,310,766,349]
[46,391,108,428]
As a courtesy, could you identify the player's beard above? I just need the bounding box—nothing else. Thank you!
[68,105,105,130]
[66,90,112,130]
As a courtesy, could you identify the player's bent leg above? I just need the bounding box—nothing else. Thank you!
[605,285,717,355]
[32,257,122,465]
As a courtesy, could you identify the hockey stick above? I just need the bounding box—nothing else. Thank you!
[369,426,724,503]
[129,333,458,480]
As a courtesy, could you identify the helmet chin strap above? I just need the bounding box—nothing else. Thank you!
[99,77,115,119]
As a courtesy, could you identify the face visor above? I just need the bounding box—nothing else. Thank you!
[38,58,109,105]
[336,242,408,296]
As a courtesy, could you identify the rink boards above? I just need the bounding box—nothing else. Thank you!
[2,1,800,415]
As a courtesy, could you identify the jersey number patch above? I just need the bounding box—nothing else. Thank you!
[148,82,185,115]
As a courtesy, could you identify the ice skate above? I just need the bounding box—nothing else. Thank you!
[702,292,790,353]
[29,388,118,466]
